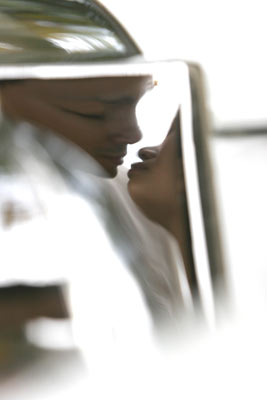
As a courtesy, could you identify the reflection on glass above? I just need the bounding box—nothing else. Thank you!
[0,0,139,63]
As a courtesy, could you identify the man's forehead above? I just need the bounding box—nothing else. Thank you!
[14,76,153,101]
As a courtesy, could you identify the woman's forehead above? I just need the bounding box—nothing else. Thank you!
[158,125,180,161]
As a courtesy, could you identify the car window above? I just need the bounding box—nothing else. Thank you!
[0,0,141,64]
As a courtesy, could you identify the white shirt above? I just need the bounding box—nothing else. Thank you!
[0,118,193,342]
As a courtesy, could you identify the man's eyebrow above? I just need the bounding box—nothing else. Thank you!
[95,96,137,105]
[54,96,137,106]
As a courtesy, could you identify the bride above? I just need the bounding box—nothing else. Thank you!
[126,112,198,320]
[98,111,198,335]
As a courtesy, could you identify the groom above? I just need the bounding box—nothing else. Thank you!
[0,75,152,177]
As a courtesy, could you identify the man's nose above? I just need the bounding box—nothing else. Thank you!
[138,146,159,161]
[106,104,142,145]
[106,119,142,145]
[107,125,142,145]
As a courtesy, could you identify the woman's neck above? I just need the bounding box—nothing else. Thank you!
[162,206,196,293]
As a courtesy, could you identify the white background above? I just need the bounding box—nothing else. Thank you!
[101,0,267,128]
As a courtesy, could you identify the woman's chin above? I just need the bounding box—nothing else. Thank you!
[127,179,142,207]
[127,180,155,221]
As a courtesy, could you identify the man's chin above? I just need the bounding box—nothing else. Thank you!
[100,159,122,178]
[105,168,118,178]
[99,163,118,178]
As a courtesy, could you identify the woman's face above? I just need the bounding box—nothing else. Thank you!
[127,119,185,226]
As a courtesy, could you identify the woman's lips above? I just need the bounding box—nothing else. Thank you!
[127,161,148,178]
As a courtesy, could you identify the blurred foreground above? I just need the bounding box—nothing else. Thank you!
[0,133,266,399]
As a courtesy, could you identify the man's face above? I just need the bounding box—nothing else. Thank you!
[0,76,152,177]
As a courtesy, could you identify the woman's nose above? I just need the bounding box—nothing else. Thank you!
[138,146,159,161]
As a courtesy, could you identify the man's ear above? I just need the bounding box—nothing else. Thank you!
[0,81,54,127]
[0,82,28,120]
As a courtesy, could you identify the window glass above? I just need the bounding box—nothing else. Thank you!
[0,0,140,64]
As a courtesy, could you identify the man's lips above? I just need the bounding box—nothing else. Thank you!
[100,153,127,165]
